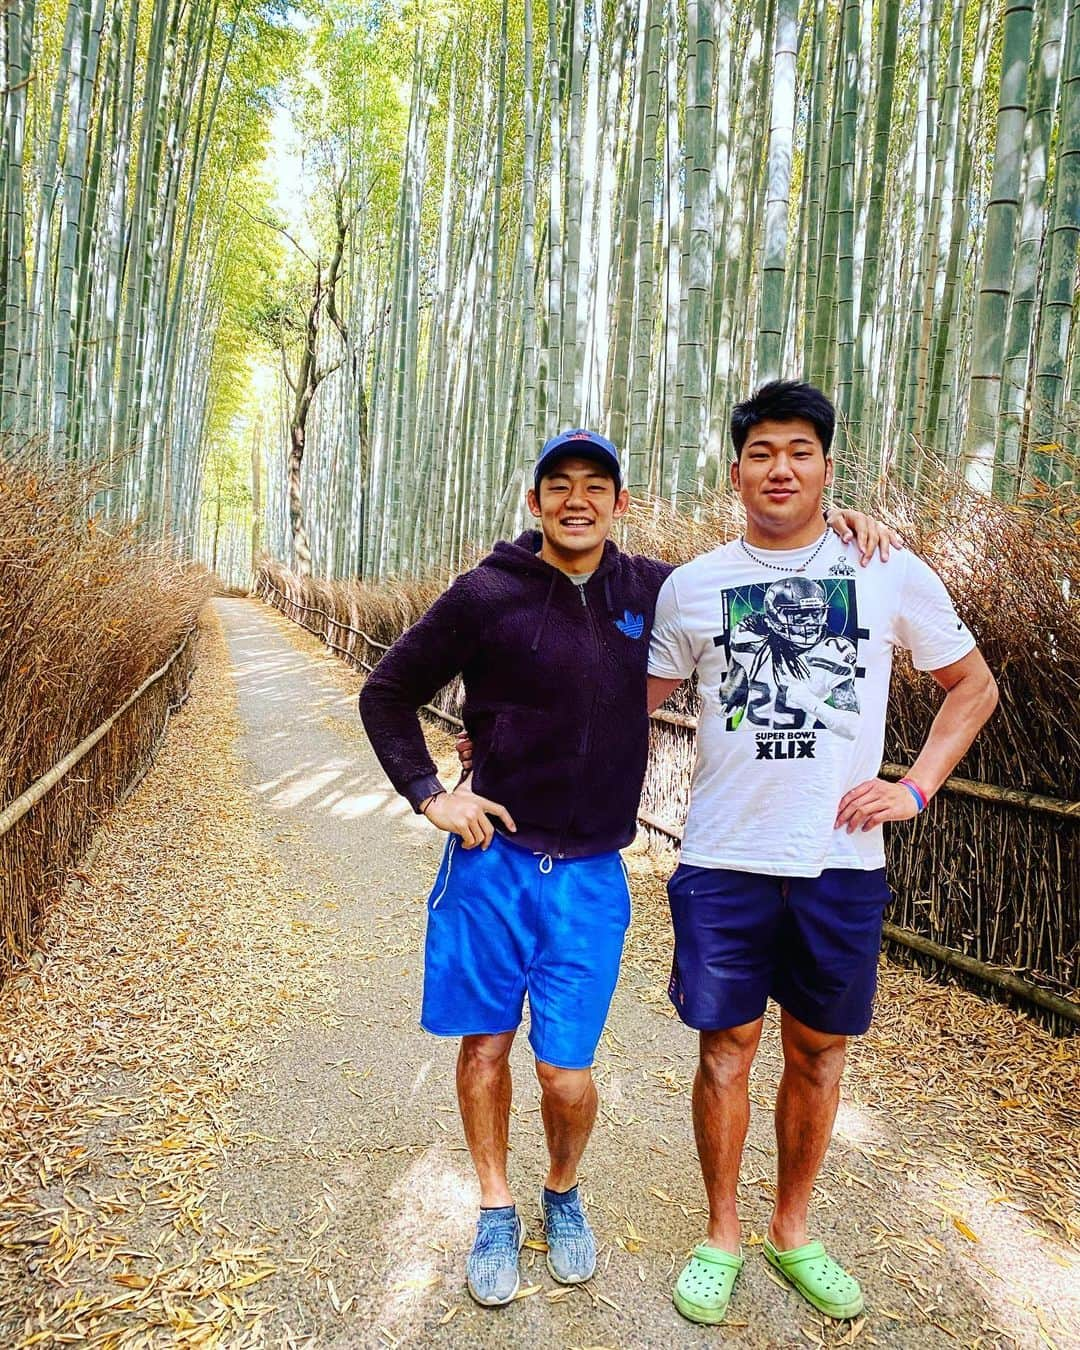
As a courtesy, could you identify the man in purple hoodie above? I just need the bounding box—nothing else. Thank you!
[359,430,890,1307]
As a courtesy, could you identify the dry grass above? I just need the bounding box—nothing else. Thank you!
[0,455,210,971]
[0,612,339,1348]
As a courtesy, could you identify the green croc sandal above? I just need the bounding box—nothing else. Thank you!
[673,1243,744,1325]
[763,1237,864,1320]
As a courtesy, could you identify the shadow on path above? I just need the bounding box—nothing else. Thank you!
[1,599,1073,1349]
[213,598,1079,1349]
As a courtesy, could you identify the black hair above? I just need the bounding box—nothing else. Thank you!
[729,380,835,458]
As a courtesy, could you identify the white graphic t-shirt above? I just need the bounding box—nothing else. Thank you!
[647,533,975,875]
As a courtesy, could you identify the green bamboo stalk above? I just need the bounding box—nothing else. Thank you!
[702,0,731,479]
[561,0,584,425]
[1028,0,1080,485]
[928,0,991,456]
[607,0,649,453]
[522,0,537,451]
[905,0,963,463]
[716,0,767,451]
[660,0,682,495]
[1,0,34,434]
[962,0,1035,493]
[675,0,714,497]
[115,0,174,513]
[484,3,508,516]
[755,0,797,383]
[799,0,827,377]
[575,0,602,419]
[627,0,663,489]
[848,0,899,452]
[733,0,773,396]
[833,0,860,442]
[997,0,1065,477]
[809,8,842,389]
[546,0,563,436]
[51,0,107,455]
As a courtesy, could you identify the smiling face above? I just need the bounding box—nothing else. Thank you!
[527,456,630,573]
[731,417,834,548]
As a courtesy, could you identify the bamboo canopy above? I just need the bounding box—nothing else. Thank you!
[4,1,1080,585]
[242,0,1080,581]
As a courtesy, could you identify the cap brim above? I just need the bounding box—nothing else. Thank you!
[535,442,621,484]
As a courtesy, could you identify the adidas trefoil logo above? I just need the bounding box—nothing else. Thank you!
[615,610,645,639]
[828,558,856,577]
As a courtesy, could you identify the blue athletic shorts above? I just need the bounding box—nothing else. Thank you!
[666,864,892,1036]
[421,832,632,1070]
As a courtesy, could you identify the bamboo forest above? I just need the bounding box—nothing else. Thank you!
[4,2,1080,1344]
[1,0,1078,585]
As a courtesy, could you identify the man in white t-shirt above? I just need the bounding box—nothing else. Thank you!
[646,381,997,1327]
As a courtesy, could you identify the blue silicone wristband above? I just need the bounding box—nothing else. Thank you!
[900,781,925,813]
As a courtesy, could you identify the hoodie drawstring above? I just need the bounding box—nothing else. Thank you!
[603,573,614,619]
[532,571,558,653]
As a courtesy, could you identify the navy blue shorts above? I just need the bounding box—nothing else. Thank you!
[422,832,631,1070]
[666,865,892,1036]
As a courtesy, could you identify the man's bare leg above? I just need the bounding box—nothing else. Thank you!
[535,1061,597,1191]
[768,1010,847,1250]
[694,1019,764,1252]
[535,1060,599,1283]
[457,1031,516,1207]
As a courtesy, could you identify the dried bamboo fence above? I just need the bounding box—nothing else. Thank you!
[0,627,199,973]
[257,513,1079,1034]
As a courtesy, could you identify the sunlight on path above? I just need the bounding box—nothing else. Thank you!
[0,609,339,1346]
[0,598,1076,1350]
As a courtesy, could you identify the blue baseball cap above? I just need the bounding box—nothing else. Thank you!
[534,428,622,491]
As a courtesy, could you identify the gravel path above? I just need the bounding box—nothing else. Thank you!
[210,598,1077,1350]
[1,599,1075,1350]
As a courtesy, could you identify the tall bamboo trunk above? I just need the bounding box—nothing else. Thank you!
[849,0,899,453]
[755,0,797,383]
[1029,0,1080,485]
[997,0,1065,478]
[627,0,663,491]
[963,0,1035,493]
[678,0,720,495]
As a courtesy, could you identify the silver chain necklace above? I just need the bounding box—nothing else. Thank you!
[738,529,830,574]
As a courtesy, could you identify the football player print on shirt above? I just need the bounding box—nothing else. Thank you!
[716,577,863,741]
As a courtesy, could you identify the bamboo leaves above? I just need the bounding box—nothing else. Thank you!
[5,0,1080,588]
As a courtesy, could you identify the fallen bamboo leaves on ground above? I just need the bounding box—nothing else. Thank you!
[0,612,338,1348]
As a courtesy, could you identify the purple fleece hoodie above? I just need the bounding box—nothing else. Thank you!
[359,531,673,858]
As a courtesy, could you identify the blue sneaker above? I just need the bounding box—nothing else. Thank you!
[540,1185,596,1284]
[466,1206,525,1306]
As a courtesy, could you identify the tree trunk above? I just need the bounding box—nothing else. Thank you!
[756,0,797,383]
[289,420,313,577]
[1029,0,1080,484]
[251,416,262,581]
